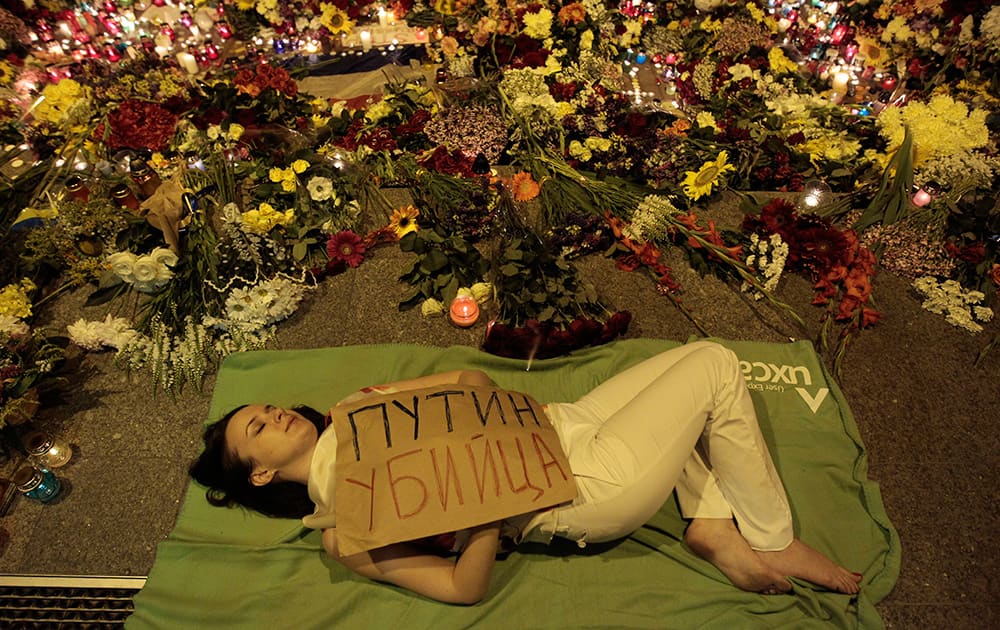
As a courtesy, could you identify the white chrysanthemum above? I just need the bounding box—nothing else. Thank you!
[67,315,138,351]
[0,314,28,336]
[223,277,309,331]
[981,6,1000,50]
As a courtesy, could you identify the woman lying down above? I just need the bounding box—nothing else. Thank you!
[190,341,862,604]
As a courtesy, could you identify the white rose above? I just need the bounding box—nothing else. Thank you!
[131,256,160,284]
[421,298,445,317]
[149,247,178,268]
[106,251,138,281]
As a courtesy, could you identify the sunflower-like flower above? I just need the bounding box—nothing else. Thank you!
[681,151,736,200]
[319,3,353,36]
[389,205,420,238]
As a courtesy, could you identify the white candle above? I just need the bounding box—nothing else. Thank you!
[176,51,199,74]
[359,30,372,51]
[831,71,850,94]
[378,8,389,28]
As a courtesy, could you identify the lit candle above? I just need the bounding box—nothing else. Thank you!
[359,30,372,51]
[176,51,199,74]
[912,189,932,207]
[831,71,850,94]
[378,7,389,28]
[449,295,480,327]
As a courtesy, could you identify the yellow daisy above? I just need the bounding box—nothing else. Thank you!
[682,151,736,200]
[389,205,420,238]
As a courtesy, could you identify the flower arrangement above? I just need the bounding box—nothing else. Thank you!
[912,277,995,334]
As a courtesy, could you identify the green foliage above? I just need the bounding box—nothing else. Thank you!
[493,235,607,327]
[397,227,489,310]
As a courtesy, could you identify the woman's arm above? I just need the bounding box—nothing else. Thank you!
[370,369,495,392]
[322,522,501,604]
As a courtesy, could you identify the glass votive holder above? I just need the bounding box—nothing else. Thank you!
[12,466,62,504]
[24,431,73,469]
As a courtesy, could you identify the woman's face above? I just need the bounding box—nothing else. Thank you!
[225,405,319,486]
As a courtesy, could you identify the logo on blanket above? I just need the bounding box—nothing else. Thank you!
[739,360,829,413]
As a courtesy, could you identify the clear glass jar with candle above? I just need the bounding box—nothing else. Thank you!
[24,431,73,469]
[12,466,62,503]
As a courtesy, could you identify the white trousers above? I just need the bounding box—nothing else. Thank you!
[531,341,794,551]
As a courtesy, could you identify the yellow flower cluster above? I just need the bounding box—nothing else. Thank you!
[876,94,990,165]
[768,47,799,75]
[0,60,16,86]
[522,8,553,39]
[33,79,90,126]
[0,279,36,320]
[268,160,310,193]
[241,203,295,234]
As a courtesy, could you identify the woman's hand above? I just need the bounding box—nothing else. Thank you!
[323,522,502,604]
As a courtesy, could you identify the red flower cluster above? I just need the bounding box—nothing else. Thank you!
[234,63,298,98]
[100,99,179,152]
[418,145,474,178]
[743,198,880,328]
[482,312,632,360]
[606,213,681,293]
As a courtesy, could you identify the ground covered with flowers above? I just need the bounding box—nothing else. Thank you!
[0,0,998,421]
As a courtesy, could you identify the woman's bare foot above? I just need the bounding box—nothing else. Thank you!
[684,519,791,594]
[756,539,862,594]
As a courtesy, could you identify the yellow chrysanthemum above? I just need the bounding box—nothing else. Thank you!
[682,151,736,200]
[269,167,287,183]
[768,47,799,75]
[0,61,16,87]
[0,279,36,319]
[241,203,295,233]
[320,3,354,36]
[389,205,420,238]
[281,178,297,193]
[291,159,309,173]
[235,0,255,9]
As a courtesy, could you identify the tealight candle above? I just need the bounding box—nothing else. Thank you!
[176,51,199,74]
[831,71,850,94]
[449,295,480,327]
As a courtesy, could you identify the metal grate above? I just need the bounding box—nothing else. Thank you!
[0,575,146,628]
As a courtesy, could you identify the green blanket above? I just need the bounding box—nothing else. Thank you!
[128,338,899,629]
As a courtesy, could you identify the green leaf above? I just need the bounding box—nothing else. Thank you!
[398,231,418,252]
[292,242,307,261]
[422,249,449,273]
[85,284,128,307]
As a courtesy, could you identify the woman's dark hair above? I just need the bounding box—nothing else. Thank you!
[188,404,327,519]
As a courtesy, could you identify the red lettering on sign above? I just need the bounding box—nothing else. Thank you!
[496,436,543,501]
[466,434,501,503]
[429,445,465,511]
[532,432,571,487]
[387,449,428,520]
[344,468,376,532]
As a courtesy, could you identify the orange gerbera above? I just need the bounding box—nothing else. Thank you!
[389,205,420,238]
[558,2,586,25]
[510,172,540,202]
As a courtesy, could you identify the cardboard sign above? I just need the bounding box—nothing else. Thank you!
[332,385,578,555]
